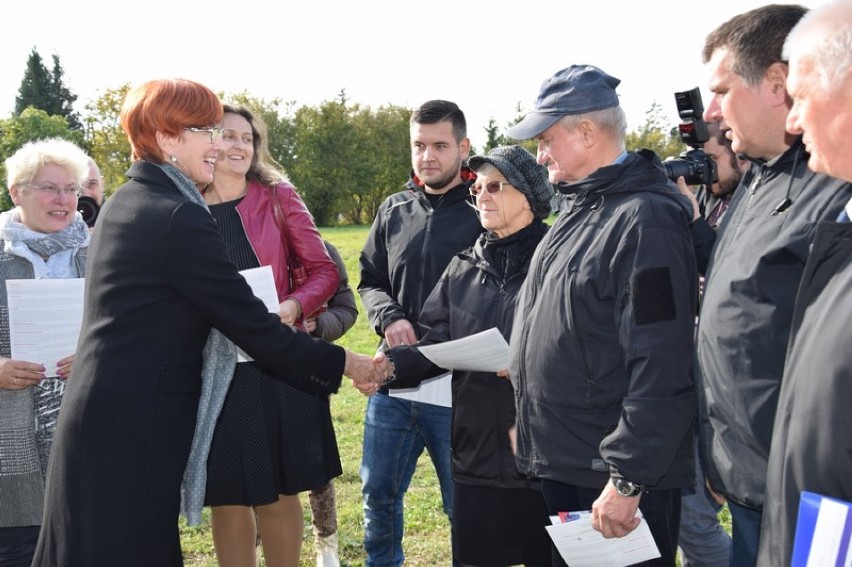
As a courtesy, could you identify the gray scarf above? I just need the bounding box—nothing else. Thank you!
[0,209,90,279]
[157,162,239,525]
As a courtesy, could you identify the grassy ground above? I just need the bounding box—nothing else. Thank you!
[179,223,730,566]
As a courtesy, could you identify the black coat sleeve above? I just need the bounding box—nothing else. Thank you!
[168,202,345,395]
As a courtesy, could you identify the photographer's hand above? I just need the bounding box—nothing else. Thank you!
[675,176,701,221]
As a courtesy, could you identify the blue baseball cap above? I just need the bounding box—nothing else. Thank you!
[507,64,622,140]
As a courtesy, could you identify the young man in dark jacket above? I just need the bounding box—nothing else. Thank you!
[357,100,483,566]
[695,6,852,565]
[507,64,698,566]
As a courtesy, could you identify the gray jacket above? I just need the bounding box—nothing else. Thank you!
[0,244,87,527]
[696,138,852,509]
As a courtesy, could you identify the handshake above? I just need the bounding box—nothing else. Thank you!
[342,350,394,396]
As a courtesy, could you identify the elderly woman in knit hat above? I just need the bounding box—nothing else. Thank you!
[377,145,553,567]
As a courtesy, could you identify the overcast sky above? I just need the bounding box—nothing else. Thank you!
[0,0,823,150]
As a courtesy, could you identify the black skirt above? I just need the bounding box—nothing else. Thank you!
[205,361,342,505]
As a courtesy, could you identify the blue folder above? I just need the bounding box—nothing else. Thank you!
[792,491,852,566]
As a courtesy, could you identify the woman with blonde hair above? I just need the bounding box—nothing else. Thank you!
[0,138,90,567]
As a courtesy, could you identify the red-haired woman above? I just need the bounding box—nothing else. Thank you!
[32,79,384,567]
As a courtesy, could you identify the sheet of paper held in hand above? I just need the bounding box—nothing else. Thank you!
[545,509,661,567]
[7,277,85,377]
[236,265,280,362]
[388,327,509,408]
[416,327,509,372]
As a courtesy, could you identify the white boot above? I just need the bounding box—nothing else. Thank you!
[315,531,340,567]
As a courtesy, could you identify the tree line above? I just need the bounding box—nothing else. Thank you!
[0,48,685,223]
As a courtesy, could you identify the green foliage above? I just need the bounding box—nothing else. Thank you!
[345,105,410,224]
[82,84,133,196]
[284,99,410,226]
[625,101,685,159]
[481,116,511,154]
[0,108,81,210]
[289,100,358,225]
[15,48,81,131]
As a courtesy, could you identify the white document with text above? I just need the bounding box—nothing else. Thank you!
[7,277,85,377]
[416,327,509,373]
[545,510,661,567]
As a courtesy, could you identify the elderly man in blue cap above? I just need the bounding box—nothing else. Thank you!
[506,64,698,566]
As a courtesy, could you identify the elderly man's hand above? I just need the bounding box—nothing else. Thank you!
[344,350,392,395]
[591,480,642,538]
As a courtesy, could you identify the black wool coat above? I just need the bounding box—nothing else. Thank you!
[33,161,345,567]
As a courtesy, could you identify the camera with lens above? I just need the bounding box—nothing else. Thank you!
[664,87,718,187]
[77,196,101,228]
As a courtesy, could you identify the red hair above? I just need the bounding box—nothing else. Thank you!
[120,78,223,162]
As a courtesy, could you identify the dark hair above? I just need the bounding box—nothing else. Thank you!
[222,104,287,187]
[411,100,467,142]
[703,4,808,86]
[120,79,223,162]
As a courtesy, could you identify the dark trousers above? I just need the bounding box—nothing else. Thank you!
[0,526,40,567]
[728,500,762,567]
[540,479,681,567]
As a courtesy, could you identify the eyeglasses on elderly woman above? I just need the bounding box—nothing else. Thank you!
[469,180,513,197]
[22,182,81,198]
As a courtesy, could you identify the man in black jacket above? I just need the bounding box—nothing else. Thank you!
[507,64,698,566]
[357,100,483,566]
[695,5,852,566]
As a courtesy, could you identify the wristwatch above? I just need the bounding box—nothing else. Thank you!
[612,477,645,497]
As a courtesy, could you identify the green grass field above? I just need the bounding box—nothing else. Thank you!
[178,223,730,566]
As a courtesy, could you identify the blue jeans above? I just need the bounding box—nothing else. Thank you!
[728,500,762,567]
[360,391,453,567]
[679,434,732,567]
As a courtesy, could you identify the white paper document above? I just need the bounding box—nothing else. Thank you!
[7,277,85,377]
[416,327,509,373]
[389,372,452,408]
[545,510,661,567]
[236,266,280,363]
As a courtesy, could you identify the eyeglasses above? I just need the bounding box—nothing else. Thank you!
[185,126,223,143]
[469,180,511,196]
[24,183,81,198]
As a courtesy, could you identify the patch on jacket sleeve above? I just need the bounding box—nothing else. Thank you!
[629,267,676,325]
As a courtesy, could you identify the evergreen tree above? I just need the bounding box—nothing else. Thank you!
[482,117,510,154]
[15,48,53,116]
[14,48,81,131]
[49,55,81,130]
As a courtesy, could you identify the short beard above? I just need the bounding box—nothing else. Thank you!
[712,155,744,198]
[418,161,461,192]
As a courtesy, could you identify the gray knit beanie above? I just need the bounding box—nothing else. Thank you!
[468,145,553,219]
